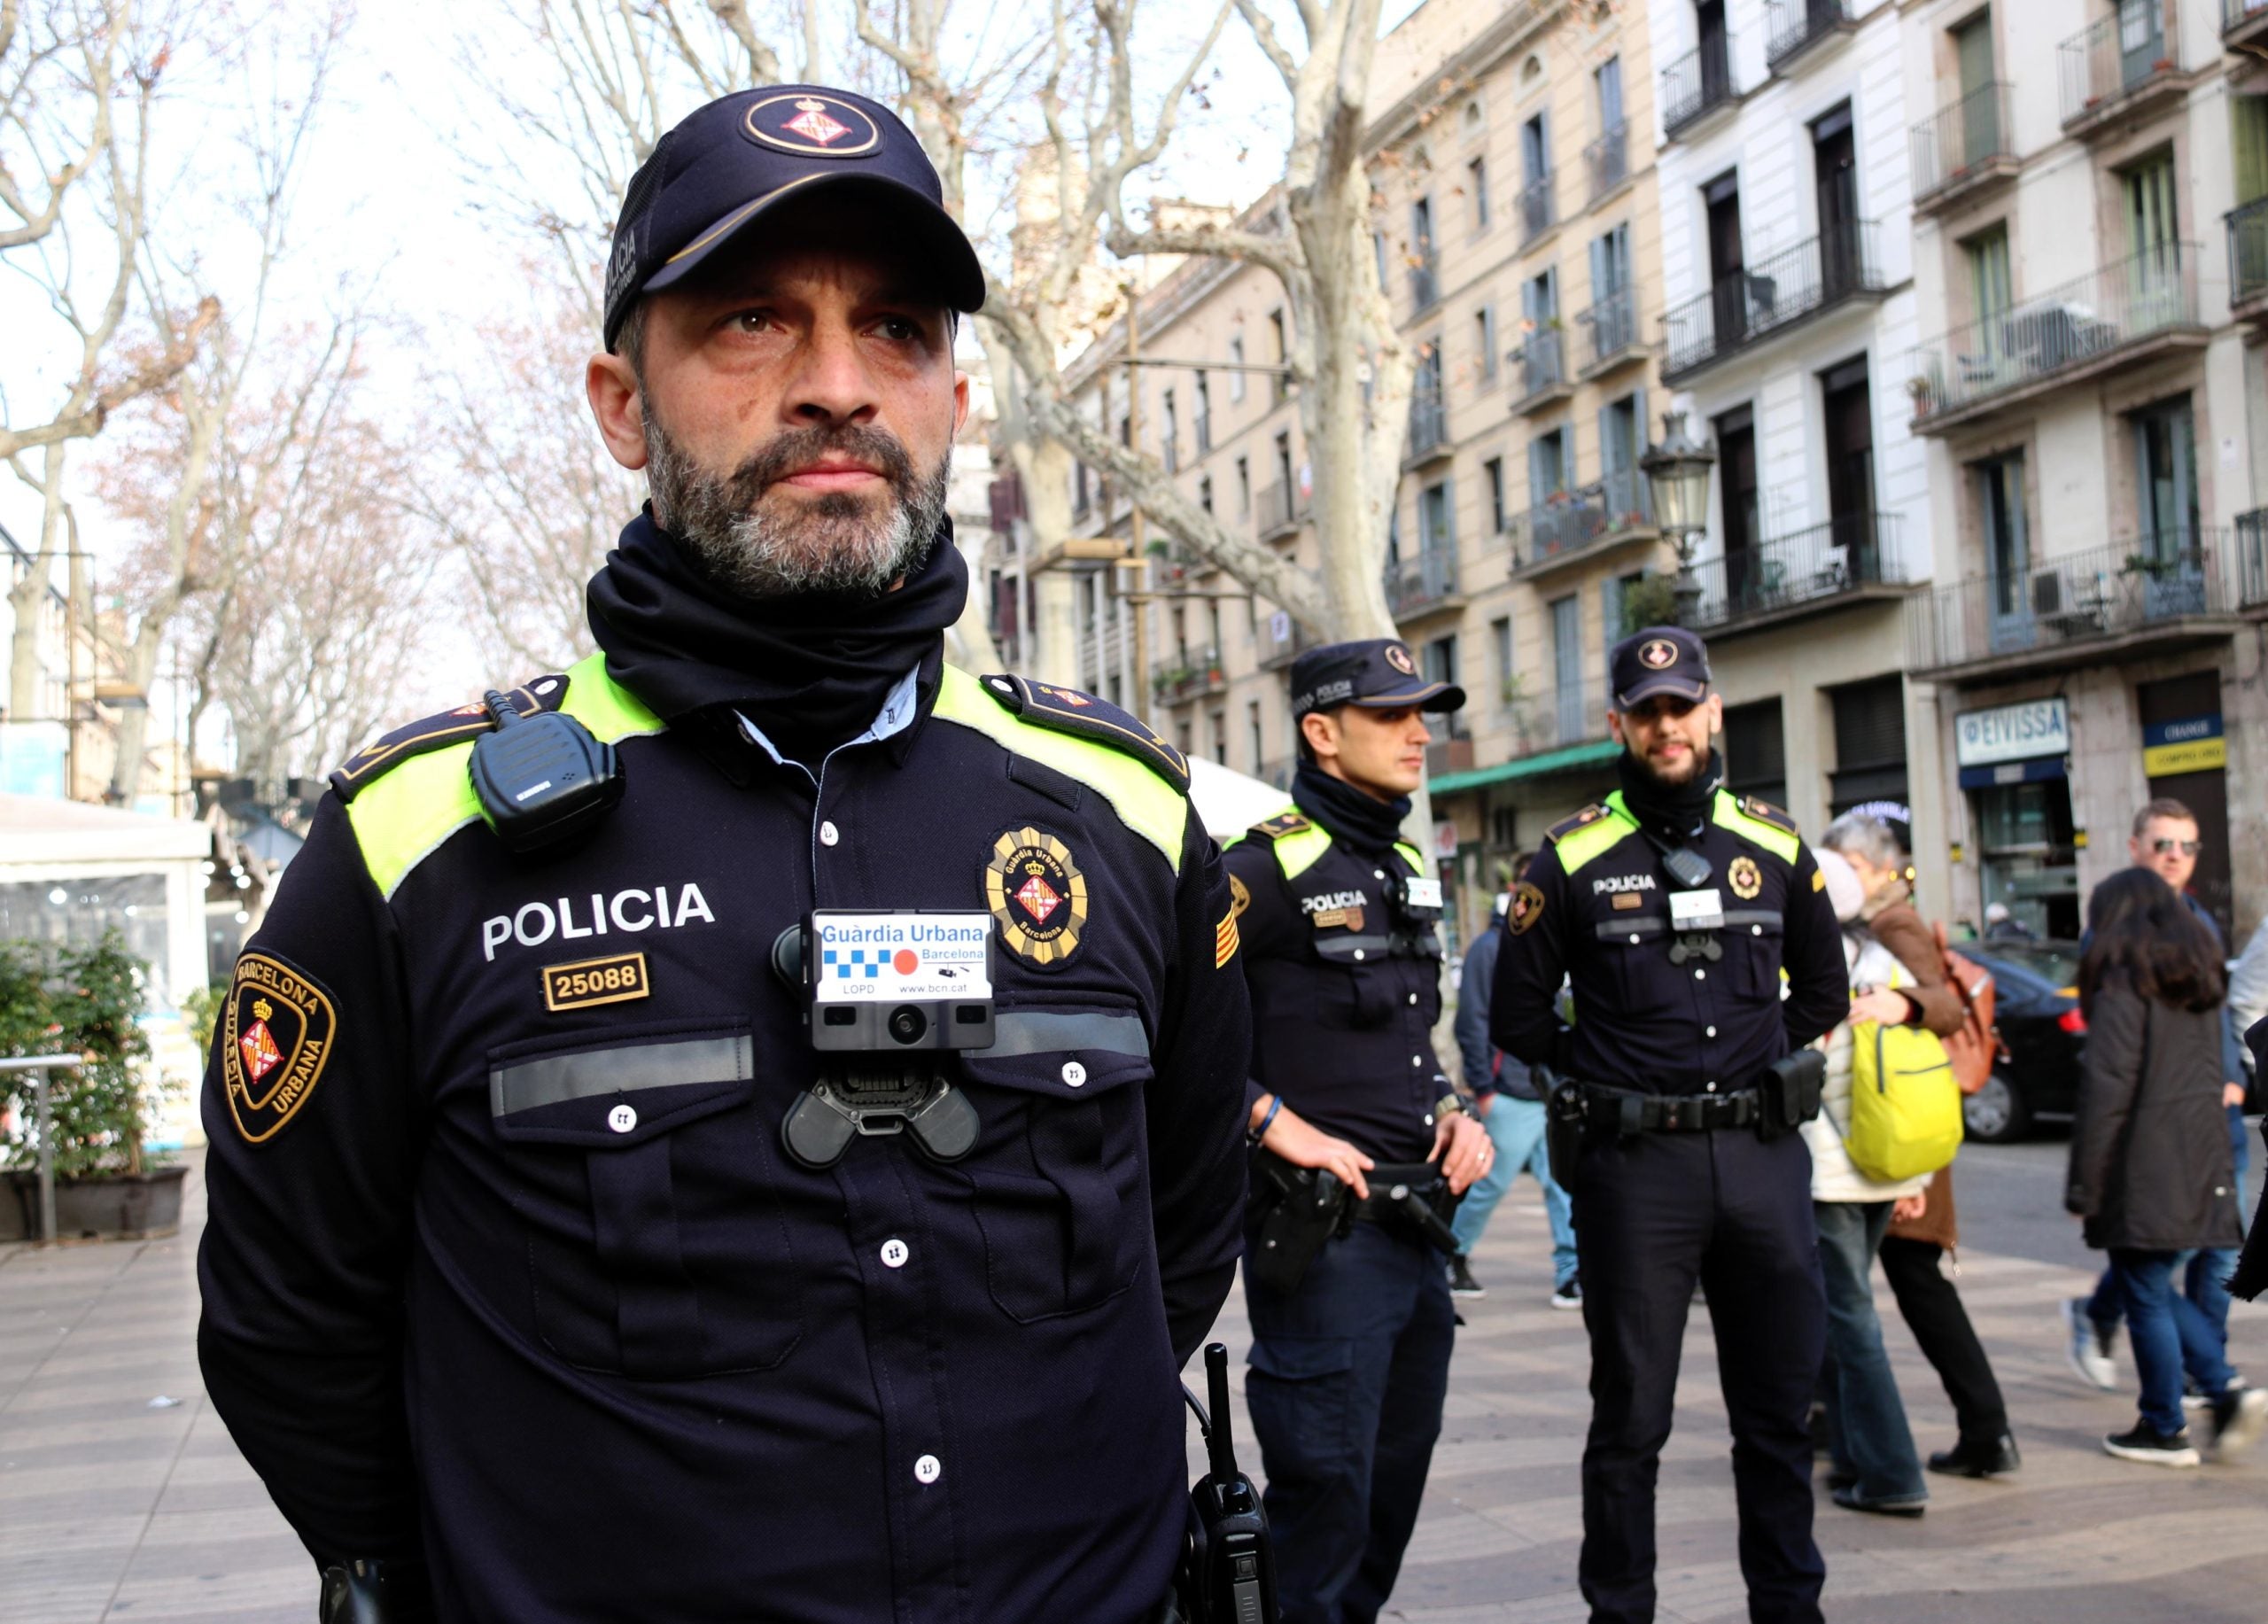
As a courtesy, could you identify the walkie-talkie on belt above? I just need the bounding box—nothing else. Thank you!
[1179,1342,1278,1624]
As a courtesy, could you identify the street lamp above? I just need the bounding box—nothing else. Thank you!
[1640,409,1717,627]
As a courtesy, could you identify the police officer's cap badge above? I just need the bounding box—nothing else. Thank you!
[1639,638,1678,670]
[986,827,1089,967]
[1385,642,1418,676]
[1728,855,1763,901]
[221,953,337,1143]
[1509,881,1546,936]
[743,92,882,157]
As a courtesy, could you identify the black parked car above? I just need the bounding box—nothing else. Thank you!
[1958,940,2086,1144]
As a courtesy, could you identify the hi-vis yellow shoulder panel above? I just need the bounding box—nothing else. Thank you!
[343,653,664,899]
[931,666,1188,872]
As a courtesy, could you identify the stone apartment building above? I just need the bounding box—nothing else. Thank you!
[1643,0,1950,900]
[1901,0,2268,944]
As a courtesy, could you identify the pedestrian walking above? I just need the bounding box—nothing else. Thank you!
[1226,639,1493,1624]
[1819,814,2018,1482]
[2063,799,2249,1395]
[1492,625,1846,1624]
[1449,881,1580,1307]
[1804,843,1932,1518]
[2066,867,2266,1467]
[195,85,1251,1623]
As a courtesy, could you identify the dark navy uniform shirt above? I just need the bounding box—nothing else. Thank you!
[1223,809,1446,1163]
[1489,788,1846,1095]
[195,652,1249,1624]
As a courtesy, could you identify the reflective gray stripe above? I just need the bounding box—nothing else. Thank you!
[985,1010,1151,1060]
[1313,934,1394,962]
[490,1034,752,1117]
[1724,909,1784,929]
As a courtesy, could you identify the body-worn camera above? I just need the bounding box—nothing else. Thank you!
[1388,872,1443,924]
[778,911,995,1169]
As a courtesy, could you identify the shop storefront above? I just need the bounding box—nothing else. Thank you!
[1955,697,2079,940]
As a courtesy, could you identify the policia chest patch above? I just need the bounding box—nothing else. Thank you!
[221,953,337,1143]
[985,826,1089,967]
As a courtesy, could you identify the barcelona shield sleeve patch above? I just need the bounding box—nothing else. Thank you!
[221,952,338,1143]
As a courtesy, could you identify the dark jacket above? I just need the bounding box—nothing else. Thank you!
[2065,970,2241,1253]
[1455,921,1537,1100]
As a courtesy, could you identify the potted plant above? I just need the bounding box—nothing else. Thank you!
[1,931,186,1241]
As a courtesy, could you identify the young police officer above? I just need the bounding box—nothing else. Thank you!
[196,86,1249,1623]
[1491,626,1846,1624]
[1225,640,1494,1624]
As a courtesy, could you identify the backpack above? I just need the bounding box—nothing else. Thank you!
[1845,1015,1964,1183]
[1932,921,2000,1095]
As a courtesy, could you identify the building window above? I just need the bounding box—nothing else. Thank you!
[1268,309,1289,403]
[1723,698,1787,808]
[1200,475,1214,515]
[1195,373,1211,452]
[1484,456,1507,533]
[1237,456,1252,516]
[1209,711,1228,765]
[1161,388,1178,473]
[1490,616,1513,708]
[1476,304,1498,386]
[1410,199,1439,310]
[1425,634,1464,738]
[1468,155,1490,233]
[1230,336,1248,402]
[1829,675,1908,816]
[1248,701,1265,776]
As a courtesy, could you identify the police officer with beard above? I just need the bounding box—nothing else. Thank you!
[1490,626,1845,1624]
[1224,640,1493,1624]
[196,86,1250,1623]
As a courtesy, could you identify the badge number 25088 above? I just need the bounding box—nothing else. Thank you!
[543,951,651,1012]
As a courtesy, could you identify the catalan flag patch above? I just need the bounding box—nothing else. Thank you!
[1216,908,1240,968]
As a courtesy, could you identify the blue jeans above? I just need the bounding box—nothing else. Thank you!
[1450,1095,1577,1286]
[1813,1201,1926,1503]
[2085,1109,2249,1362]
[2109,1249,2240,1436]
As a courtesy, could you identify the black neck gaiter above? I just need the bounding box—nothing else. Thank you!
[586,509,969,762]
[1292,759,1411,859]
[1615,746,1723,841]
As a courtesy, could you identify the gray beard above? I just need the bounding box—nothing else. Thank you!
[643,414,951,599]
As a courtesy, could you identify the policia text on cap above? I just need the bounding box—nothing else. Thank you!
[1490,626,1847,1624]
[193,86,1253,1623]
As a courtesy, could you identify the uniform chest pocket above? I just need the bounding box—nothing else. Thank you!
[1311,932,1399,1028]
[490,1023,804,1380]
[955,1011,1153,1325]
[1724,911,1785,1000]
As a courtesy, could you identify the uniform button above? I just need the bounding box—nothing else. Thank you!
[819,820,841,847]
[1752,924,1763,936]
[1410,1055,1423,1068]
[1374,869,1386,880]
[1408,993,1419,1006]
[914,1454,943,1484]
[1061,1061,1088,1088]
[881,1238,910,1270]
[1694,967,1707,981]
[1706,1025,1718,1038]
[1706,1081,1718,1092]
[607,1103,637,1134]
[1354,949,1366,961]
[1629,934,1641,945]
[1424,1114,1435,1127]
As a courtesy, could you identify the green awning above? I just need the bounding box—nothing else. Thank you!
[1430,738,1619,797]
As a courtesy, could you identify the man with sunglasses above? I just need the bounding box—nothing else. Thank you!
[1490,626,1847,1624]
[2062,797,2250,1395]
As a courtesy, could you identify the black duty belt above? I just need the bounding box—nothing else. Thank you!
[1575,1083,1762,1134]
[1347,1161,1445,1221]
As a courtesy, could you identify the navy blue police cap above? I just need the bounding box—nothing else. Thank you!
[1290,639,1465,720]
[602,84,985,353]
[1608,624,1712,710]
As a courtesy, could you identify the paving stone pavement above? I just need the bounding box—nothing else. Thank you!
[5,1156,2268,1621]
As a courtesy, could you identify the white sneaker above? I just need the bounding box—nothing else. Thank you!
[2062,1297,2118,1390]
[2210,1388,2268,1457]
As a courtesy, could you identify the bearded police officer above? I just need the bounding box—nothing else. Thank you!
[196,85,1250,1623]
[1490,626,1845,1624]
[1224,640,1493,1624]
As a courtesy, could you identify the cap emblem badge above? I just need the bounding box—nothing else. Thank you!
[1639,638,1678,670]
[785,98,852,146]
[1384,643,1418,676]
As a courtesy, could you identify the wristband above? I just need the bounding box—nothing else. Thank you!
[1249,1094,1284,1147]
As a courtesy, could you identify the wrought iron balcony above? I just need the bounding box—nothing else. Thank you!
[1257,611,1317,671]
[1517,171,1555,246]
[1581,288,1643,372]
[1255,480,1309,538]
[1511,328,1571,412]
[1385,549,1461,619]
[1410,256,1441,313]
[1906,243,2203,431]
[2233,0,2268,51]
[2237,508,2268,607]
[1662,35,1738,139]
[1584,122,1628,204]
[2060,0,2181,138]
[1661,221,1884,382]
[1500,673,1612,755]
[1685,512,1907,633]
[1908,531,2235,677]
[1911,82,2016,214]
[1505,474,1657,579]
[1152,644,1226,704]
[1765,0,1852,73]
[1406,379,1449,463]
[2230,197,2268,316]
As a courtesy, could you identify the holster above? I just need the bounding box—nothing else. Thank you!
[1545,1076,1589,1192]
[1248,1150,1350,1294]
[318,1559,435,1624]
[1756,1049,1825,1142]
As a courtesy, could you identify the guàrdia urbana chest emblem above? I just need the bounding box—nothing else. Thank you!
[1728,855,1763,901]
[221,953,337,1143]
[985,827,1089,967]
